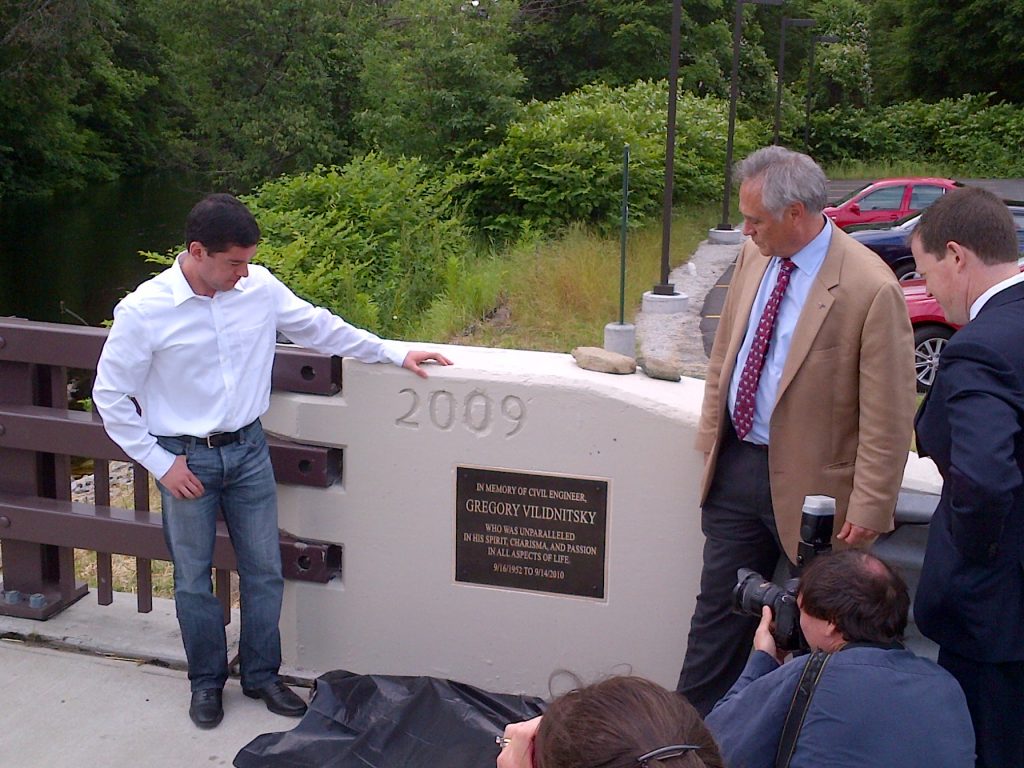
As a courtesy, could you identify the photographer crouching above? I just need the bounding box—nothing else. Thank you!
[705,550,975,768]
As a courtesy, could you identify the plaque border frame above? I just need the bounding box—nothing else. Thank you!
[451,463,612,602]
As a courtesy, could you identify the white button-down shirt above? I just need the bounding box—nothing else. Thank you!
[970,270,1024,320]
[93,253,406,479]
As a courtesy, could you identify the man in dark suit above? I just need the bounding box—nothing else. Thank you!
[911,186,1024,768]
[677,146,916,715]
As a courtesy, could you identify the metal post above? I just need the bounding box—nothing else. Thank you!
[607,142,637,352]
[803,38,816,152]
[619,144,630,324]
[717,0,745,232]
[775,18,815,145]
[804,34,839,152]
[716,0,784,233]
[654,0,683,295]
[774,22,787,145]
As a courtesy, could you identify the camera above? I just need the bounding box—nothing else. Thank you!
[733,569,804,651]
[731,496,836,652]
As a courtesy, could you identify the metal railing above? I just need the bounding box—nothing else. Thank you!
[0,318,344,623]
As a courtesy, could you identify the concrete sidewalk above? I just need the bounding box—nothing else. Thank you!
[0,594,311,768]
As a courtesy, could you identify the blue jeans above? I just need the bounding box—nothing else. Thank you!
[156,421,283,692]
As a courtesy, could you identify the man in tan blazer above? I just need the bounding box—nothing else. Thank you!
[676,146,916,715]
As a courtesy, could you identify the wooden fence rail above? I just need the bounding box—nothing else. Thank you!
[0,318,343,622]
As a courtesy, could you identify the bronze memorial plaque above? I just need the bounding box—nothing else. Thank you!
[455,466,608,599]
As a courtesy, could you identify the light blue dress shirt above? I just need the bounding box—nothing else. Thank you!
[728,217,833,445]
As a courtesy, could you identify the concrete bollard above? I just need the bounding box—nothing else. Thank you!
[603,322,636,358]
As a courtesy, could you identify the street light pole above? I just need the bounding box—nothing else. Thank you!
[654,0,684,295]
[804,33,840,152]
[715,0,784,235]
[774,17,815,145]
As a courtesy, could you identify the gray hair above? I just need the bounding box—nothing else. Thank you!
[735,146,828,217]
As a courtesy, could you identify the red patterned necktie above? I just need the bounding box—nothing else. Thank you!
[733,258,796,440]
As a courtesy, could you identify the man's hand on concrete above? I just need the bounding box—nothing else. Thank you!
[402,350,453,379]
[754,606,787,665]
[497,715,541,768]
[160,455,205,500]
[836,521,880,547]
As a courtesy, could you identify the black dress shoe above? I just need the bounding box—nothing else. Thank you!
[243,680,308,717]
[189,688,224,729]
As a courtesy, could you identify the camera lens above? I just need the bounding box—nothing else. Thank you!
[732,568,784,617]
[732,568,806,652]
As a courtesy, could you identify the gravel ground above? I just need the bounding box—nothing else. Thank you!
[635,238,742,379]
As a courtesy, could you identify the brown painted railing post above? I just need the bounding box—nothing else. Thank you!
[0,357,88,619]
[1,319,344,622]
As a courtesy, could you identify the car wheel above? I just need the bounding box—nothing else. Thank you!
[895,262,922,282]
[913,325,953,392]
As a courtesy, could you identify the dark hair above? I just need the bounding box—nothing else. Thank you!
[912,186,1018,266]
[535,676,724,768]
[798,550,909,644]
[184,193,260,254]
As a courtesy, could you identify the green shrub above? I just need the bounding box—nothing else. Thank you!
[809,94,1024,176]
[243,153,473,338]
[355,0,524,167]
[462,80,768,238]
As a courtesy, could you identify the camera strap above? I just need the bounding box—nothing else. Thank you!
[774,650,832,768]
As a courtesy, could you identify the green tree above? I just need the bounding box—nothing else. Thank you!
[0,0,171,199]
[806,0,872,109]
[151,0,368,187]
[902,0,1024,103]
[512,0,673,101]
[867,0,912,106]
[731,4,782,120]
[355,0,525,166]
[464,79,768,238]
[512,1,779,120]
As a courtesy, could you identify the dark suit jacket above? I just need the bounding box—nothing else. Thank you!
[914,280,1024,663]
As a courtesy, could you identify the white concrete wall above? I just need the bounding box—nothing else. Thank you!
[263,345,707,697]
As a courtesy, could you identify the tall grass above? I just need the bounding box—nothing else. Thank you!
[411,203,721,351]
[824,161,959,180]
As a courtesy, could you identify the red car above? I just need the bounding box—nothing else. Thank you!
[825,178,960,228]
[904,279,955,392]
[905,252,1024,391]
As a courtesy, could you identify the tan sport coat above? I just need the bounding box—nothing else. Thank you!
[696,226,916,563]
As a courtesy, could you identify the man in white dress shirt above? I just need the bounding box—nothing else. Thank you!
[93,193,451,729]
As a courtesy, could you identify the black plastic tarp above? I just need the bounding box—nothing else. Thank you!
[234,670,547,768]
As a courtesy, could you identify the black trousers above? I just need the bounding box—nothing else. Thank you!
[938,647,1024,768]
[676,422,787,717]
